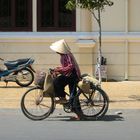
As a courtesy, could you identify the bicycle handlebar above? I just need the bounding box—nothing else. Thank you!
[48,68,55,74]
[0,58,4,61]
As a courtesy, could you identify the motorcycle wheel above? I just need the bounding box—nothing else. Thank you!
[16,68,34,87]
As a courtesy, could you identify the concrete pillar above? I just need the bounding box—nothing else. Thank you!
[124,0,129,80]
[32,0,37,32]
[76,9,92,32]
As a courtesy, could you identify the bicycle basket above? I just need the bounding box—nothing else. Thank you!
[34,70,46,88]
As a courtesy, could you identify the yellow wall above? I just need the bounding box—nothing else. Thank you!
[92,0,126,32]
[129,0,140,32]
[1,0,140,81]
[76,0,140,80]
[0,35,95,77]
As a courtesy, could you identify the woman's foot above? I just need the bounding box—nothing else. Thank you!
[70,116,81,121]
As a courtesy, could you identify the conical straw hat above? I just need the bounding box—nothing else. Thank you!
[50,39,71,54]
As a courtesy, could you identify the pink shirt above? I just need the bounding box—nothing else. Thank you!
[55,53,81,80]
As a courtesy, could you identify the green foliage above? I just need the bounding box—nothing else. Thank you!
[66,0,114,11]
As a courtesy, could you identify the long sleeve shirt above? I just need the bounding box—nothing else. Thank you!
[55,53,81,80]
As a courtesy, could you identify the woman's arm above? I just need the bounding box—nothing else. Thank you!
[54,54,74,74]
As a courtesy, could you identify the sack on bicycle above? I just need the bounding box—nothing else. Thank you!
[43,73,55,97]
[34,70,54,97]
[34,70,46,88]
[78,75,99,94]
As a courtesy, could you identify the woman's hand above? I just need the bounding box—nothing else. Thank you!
[52,70,61,78]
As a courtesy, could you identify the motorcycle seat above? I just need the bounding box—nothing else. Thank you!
[4,58,30,69]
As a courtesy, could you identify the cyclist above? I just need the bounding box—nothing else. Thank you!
[50,39,81,120]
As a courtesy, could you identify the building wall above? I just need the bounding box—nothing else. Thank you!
[79,0,140,80]
[0,0,140,81]
[0,33,96,77]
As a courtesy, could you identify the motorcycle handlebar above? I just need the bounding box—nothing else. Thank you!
[28,58,34,64]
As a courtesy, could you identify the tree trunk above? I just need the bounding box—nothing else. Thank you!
[97,8,102,84]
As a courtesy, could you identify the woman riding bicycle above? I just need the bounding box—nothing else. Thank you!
[50,39,81,119]
[50,39,81,102]
[21,39,109,121]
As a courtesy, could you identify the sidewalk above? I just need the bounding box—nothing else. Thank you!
[0,81,140,109]
[102,81,140,109]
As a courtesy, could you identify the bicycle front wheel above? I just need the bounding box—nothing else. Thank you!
[21,87,54,120]
[74,87,109,120]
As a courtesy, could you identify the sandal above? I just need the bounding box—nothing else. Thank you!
[70,116,81,121]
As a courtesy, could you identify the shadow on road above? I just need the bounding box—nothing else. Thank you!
[46,114,124,122]
[99,115,124,121]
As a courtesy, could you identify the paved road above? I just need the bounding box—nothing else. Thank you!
[0,108,140,140]
[1,81,140,140]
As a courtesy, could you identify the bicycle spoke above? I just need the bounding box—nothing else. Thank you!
[76,87,109,118]
[39,103,51,108]
[21,87,54,120]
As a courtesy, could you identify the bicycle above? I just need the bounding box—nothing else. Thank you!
[21,69,109,121]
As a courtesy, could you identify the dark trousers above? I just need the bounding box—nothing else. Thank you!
[53,72,78,98]
[53,71,81,116]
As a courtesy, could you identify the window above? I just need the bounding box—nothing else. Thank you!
[37,0,76,31]
[0,0,75,32]
[0,0,32,31]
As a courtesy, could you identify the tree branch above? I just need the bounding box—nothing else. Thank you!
[89,9,99,24]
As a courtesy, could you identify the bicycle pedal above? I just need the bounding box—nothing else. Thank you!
[63,103,73,113]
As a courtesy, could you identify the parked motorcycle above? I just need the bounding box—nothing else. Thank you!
[0,57,35,87]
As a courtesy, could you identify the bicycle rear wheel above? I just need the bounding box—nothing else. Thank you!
[21,87,54,120]
[74,87,109,120]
